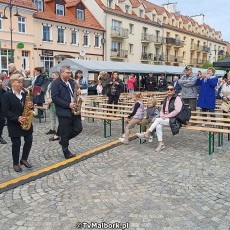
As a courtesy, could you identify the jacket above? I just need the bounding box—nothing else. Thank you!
[133,100,144,120]
[51,77,75,118]
[1,90,33,137]
[127,77,136,90]
[105,78,123,96]
[178,74,198,98]
[33,74,45,104]
[173,81,182,94]
[162,94,182,135]
[196,76,218,109]
[146,106,160,120]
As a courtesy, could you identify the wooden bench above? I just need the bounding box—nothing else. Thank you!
[183,111,230,154]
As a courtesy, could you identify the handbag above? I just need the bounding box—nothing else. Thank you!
[220,101,230,112]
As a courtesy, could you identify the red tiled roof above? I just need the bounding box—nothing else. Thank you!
[34,0,104,31]
[0,0,37,10]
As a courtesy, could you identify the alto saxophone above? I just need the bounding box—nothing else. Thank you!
[72,82,83,116]
[21,89,35,130]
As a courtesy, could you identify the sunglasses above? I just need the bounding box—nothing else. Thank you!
[167,88,174,91]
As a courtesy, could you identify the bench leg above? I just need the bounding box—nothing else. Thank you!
[103,120,111,138]
[122,117,125,134]
[208,132,214,155]
[139,125,146,144]
[228,133,230,141]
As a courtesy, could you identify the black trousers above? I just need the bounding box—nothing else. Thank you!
[0,116,5,137]
[107,95,119,105]
[11,133,33,165]
[58,115,83,148]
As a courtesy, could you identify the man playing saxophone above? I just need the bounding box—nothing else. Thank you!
[51,66,83,159]
[1,75,34,172]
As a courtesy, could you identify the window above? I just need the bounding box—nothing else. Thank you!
[33,0,43,12]
[129,44,133,54]
[172,19,174,26]
[41,56,54,71]
[139,9,144,17]
[57,27,65,43]
[56,4,64,16]
[95,34,100,48]
[107,0,113,8]
[76,9,84,20]
[43,25,51,41]
[71,30,78,45]
[125,5,130,14]
[18,16,26,33]
[0,13,2,30]
[83,33,89,46]
[129,24,133,34]
[152,13,156,21]
[112,19,121,30]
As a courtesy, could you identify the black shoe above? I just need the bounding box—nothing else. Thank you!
[20,160,33,168]
[49,136,60,141]
[0,137,7,144]
[13,165,22,172]
[63,149,76,159]
[46,130,56,135]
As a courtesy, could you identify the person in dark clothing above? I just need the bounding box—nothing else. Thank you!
[146,73,157,91]
[172,76,182,94]
[105,71,123,105]
[0,78,7,144]
[51,65,83,159]
[158,75,168,92]
[2,75,34,172]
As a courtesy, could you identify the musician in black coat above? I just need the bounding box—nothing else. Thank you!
[0,78,7,144]
[51,65,82,159]
[1,75,33,172]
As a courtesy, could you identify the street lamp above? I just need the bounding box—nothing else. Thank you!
[0,0,21,63]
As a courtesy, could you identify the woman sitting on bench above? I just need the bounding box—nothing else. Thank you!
[119,93,144,144]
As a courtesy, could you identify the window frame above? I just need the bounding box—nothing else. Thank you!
[42,24,52,42]
[76,9,84,20]
[33,0,43,12]
[83,32,90,47]
[71,30,79,45]
[57,27,65,44]
[94,34,101,48]
[0,13,2,30]
[56,4,64,16]
[18,16,26,33]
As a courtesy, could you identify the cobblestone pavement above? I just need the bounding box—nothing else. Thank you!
[0,117,127,184]
[0,115,230,229]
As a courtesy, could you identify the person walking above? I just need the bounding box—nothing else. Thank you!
[51,66,83,159]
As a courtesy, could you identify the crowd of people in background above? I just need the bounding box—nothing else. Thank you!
[0,63,230,172]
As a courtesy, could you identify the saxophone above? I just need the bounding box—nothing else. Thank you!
[21,89,35,130]
[72,82,83,116]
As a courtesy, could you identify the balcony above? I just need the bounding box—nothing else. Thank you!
[202,45,210,53]
[141,33,154,43]
[190,59,208,65]
[153,36,163,45]
[153,55,164,62]
[165,37,184,47]
[110,49,128,59]
[141,53,153,61]
[111,27,129,39]
[190,44,199,51]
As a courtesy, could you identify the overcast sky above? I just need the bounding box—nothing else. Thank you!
[149,0,229,42]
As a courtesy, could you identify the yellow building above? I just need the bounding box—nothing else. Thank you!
[0,0,36,73]
[84,0,227,66]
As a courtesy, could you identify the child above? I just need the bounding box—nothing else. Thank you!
[139,97,160,142]
[96,80,103,95]
[119,93,144,144]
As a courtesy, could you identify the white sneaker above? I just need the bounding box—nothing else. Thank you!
[122,133,125,138]
[201,123,205,127]
[119,138,129,144]
[155,143,165,152]
[148,136,153,143]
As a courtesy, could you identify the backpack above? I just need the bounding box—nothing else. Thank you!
[176,103,191,125]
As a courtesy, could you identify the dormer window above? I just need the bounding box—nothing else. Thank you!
[33,0,44,12]
[139,9,144,18]
[107,0,113,8]
[125,5,130,14]
[56,4,64,16]
[76,3,85,20]
[152,14,156,21]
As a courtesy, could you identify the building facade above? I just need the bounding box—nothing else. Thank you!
[0,0,104,73]
[84,0,227,66]
[0,0,36,73]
